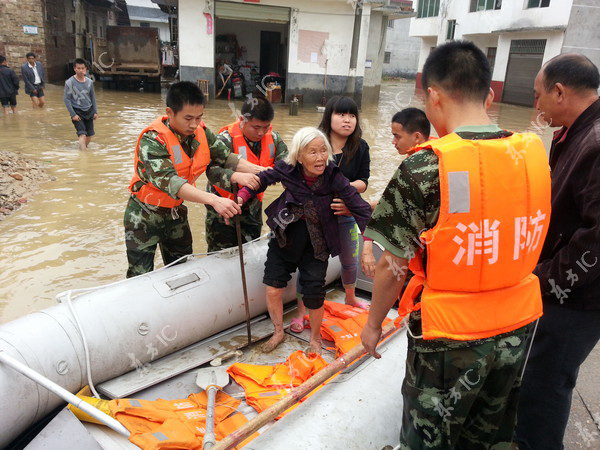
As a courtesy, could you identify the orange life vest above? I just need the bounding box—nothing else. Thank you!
[396,132,551,341]
[213,120,276,202]
[109,390,256,449]
[318,302,392,357]
[227,350,328,414]
[129,116,211,209]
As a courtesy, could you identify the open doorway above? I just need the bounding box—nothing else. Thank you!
[214,1,289,102]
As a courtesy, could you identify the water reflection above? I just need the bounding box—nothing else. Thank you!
[0,81,555,323]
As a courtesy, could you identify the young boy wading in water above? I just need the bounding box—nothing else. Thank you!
[64,58,97,151]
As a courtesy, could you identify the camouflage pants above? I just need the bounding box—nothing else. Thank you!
[400,327,532,450]
[205,203,263,253]
[124,197,193,278]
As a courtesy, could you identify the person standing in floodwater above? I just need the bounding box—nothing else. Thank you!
[0,55,19,115]
[21,52,46,108]
[124,81,263,278]
[64,59,98,151]
[205,96,288,252]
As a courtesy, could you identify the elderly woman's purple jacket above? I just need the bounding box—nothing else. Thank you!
[243,159,372,257]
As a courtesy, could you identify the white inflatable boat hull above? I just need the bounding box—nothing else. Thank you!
[0,240,341,448]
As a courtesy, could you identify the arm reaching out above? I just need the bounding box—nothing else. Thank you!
[177,183,241,224]
[361,250,408,358]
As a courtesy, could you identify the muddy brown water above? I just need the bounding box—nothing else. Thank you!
[0,81,555,324]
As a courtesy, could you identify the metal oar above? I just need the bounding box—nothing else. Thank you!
[0,350,130,437]
[232,183,252,347]
[196,366,230,449]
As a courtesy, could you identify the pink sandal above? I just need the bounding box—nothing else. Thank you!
[289,317,305,333]
[347,300,370,310]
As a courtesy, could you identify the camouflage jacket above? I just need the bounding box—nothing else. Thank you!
[206,129,288,218]
[131,119,240,200]
[365,125,525,352]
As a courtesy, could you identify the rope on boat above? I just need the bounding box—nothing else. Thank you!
[64,289,102,398]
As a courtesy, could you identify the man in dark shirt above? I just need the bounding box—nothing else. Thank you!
[0,55,19,114]
[516,54,600,450]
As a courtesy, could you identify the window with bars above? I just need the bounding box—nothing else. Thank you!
[527,0,550,8]
[487,47,497,72]
[169,16,178,44]
[417,0,440,18]
[470,0,502,12]
[447,20,456,40]
[384,52,391,64]
[388,18,395,29]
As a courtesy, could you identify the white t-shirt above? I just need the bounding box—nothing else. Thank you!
[29,63,41,84]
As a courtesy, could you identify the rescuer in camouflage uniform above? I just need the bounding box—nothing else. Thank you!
[361,42,541,449]
[124,82,261,278]
[205,97,288,252]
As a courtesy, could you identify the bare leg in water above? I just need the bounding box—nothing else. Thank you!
[262,286,286,352]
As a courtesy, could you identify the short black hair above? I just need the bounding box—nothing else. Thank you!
[391,108,430,139]
[422,40,491,103]
[0,55,6,64]
[542,53,600,93]
[26,52,36,58]
[74,58,87,67]
[241,96,274,122]
[318,96,362,161]
[166,81,205,113]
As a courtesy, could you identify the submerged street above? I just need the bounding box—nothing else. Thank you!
[0,80,596,448]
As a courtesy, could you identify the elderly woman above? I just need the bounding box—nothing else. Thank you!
[237,127,372,354]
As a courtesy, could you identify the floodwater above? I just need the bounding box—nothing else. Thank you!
[0,81,554,324]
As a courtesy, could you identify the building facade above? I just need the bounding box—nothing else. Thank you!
[127,4,171,43]
[174,0,411,105]
[0,0,121,82]
[383,16,420,78]
[409,0,600,106]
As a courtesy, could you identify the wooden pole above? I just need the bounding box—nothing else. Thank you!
[212,321,399,449]
[216,71,233,98]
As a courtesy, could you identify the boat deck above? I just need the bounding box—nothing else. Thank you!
[24,287,405,450]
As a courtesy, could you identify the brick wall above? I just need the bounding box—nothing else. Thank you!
[0,0,46,77]
[0,0,79,82]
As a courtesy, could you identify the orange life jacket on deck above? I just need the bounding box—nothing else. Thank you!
[227,350,328,413]
[213,120,276,202]
[395,132,551,341]
[319,301,391,357]
[109,390,255,449]
[129,116,211,209]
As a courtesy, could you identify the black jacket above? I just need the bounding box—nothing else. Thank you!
[534,98,600,310]
[334,138,370,186]
[21,61,45,94]
[0,65,19,97]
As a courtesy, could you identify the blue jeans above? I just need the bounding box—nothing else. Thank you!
[337,215,359,287]
[515,301,600,450]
